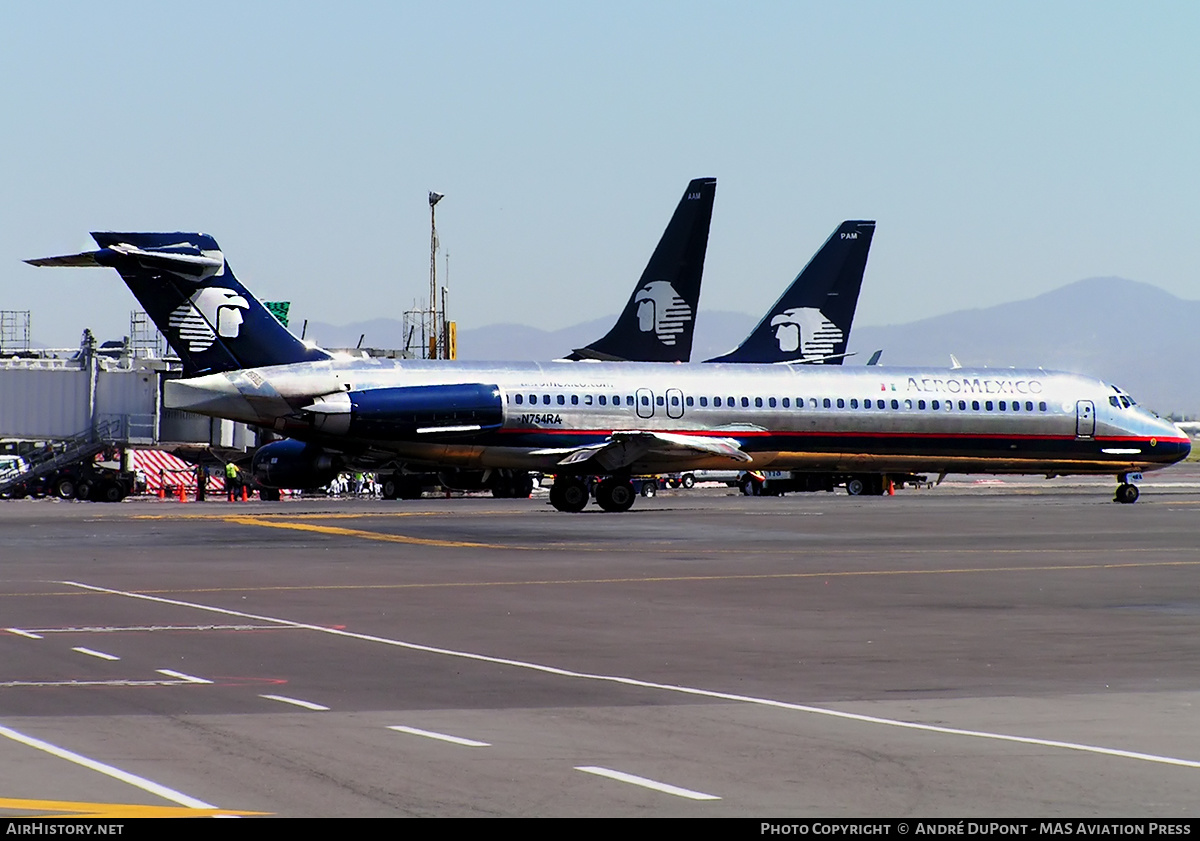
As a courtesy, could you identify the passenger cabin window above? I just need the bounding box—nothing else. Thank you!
[598,396,607,406]
[768,397,776,408]
[699,397,708,407]
[823,398,832,409]
[836,398,845,409]
[515,394,524,405]
[782,398,790,408]
[557,395,566,405]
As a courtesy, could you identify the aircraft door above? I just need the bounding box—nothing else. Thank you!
[636,388,655,420]
[1076,400,1095,438]
[666,388,684,419]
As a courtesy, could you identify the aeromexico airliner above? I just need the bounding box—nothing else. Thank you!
[29,233,1190,512]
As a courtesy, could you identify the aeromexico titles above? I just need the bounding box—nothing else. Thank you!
[28,223,1188,512]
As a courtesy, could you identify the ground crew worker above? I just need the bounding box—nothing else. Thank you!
[225,462,240,502]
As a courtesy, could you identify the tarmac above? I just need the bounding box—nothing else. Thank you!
[2,466,1199,817]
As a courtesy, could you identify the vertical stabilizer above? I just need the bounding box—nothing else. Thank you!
[705,220,875,364]
[28,233,332,376]
[567,178,716,362]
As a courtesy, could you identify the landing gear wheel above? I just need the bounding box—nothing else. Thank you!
[846,477,866,496]
[1115,483,1140,504]
[550,478,589,512]
[596,478,636,512]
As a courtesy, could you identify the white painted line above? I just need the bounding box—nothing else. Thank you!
[0,724,216,809]
[1,678,202,688]
[576,765,720,801]
[62,580,1200,771]
[72,646,120,661]
[260,694,330,711]
[5,628,42,639]
[23,624,283,634]
[387,725,490,747]
[156,668,213,684]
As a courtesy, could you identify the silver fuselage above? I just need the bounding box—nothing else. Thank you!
[166,358,1191,477]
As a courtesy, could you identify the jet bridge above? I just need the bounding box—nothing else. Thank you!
[0,331,259,497]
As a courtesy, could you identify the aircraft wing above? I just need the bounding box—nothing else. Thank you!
[532,431,752,472]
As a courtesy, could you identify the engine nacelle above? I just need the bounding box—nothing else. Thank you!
[252,439,341,489]
[308,383,504,441]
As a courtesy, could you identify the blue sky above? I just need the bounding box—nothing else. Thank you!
[3,1,1197,346]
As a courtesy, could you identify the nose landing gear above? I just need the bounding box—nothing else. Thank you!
[1115,473,1140,504]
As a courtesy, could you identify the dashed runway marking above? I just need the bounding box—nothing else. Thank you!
[575,766,720,801]
[260,694,330,711]
[155,669,212,684]
[387,725,490,747]
[71,647,119,661]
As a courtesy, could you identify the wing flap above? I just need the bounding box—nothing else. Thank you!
[533,431,751,471]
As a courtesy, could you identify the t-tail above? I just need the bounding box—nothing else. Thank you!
[566,177,716,362]
[27,232,332,376]
[705,220,875,364]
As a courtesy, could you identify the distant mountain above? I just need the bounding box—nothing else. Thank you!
[845,277,1199,415]
[306,277,1199,416]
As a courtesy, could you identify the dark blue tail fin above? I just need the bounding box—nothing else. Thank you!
[28,232,332,376]
[567,178,716,362]
[705,220,874,364]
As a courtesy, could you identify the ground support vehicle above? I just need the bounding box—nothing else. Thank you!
[737,470,928,497]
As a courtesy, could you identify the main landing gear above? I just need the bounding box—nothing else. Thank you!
[595,477,636,512]
[549,476,638,513]
[1115,473,1140,504]
[549,477,590,513]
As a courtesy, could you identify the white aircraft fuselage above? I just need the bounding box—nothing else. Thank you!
[166,358,1190,478]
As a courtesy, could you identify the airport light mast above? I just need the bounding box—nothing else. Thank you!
[429,191,443,359]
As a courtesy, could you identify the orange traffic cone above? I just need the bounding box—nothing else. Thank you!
[887,480,895,496]
[177,483,187,503]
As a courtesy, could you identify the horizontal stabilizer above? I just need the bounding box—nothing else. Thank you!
[25,251,104,268]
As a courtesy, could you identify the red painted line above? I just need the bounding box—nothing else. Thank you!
[499,428,1180,445]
